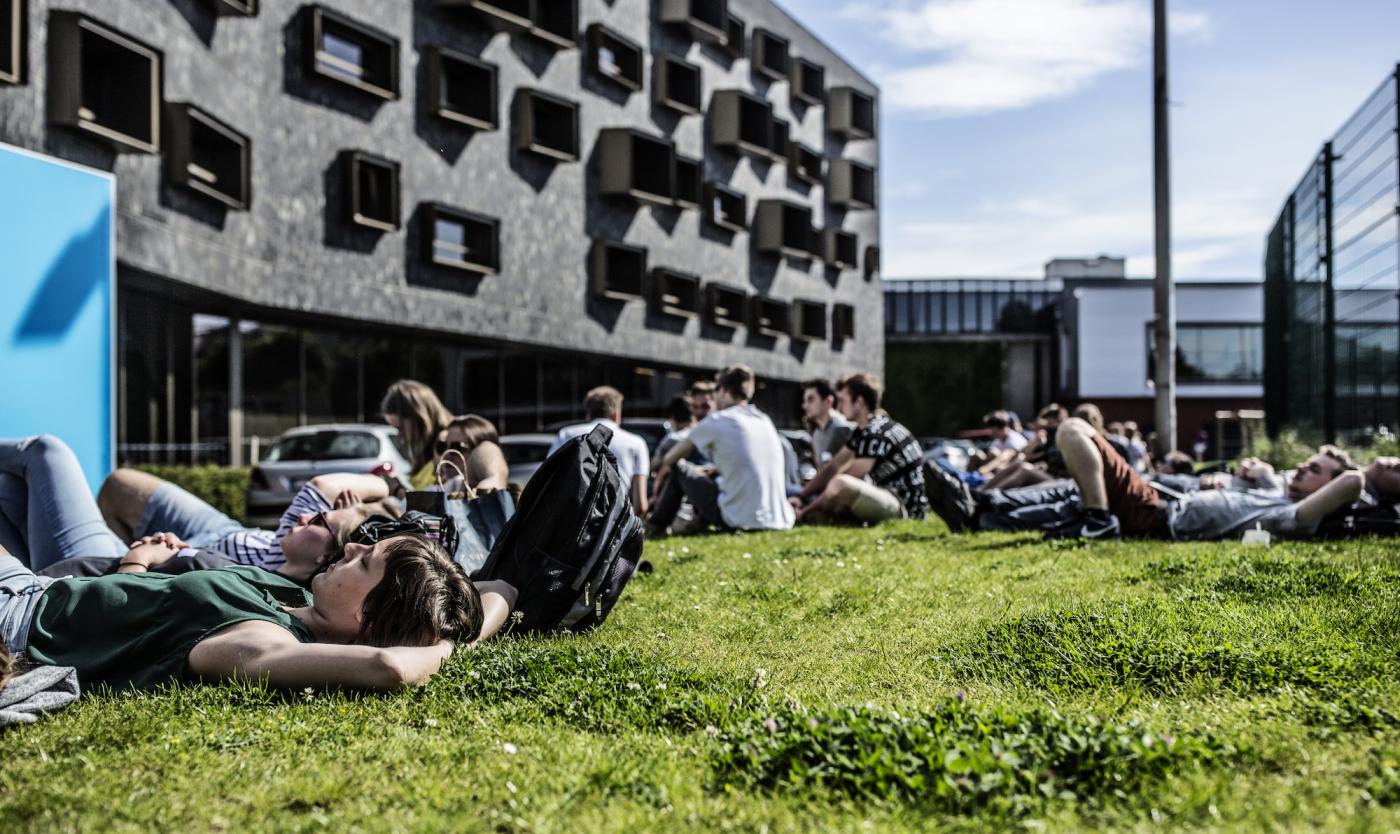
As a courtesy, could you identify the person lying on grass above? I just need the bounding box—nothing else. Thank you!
[0,533,517,692]
[0,434,379,582]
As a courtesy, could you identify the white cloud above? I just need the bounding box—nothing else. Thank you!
[885,189,1270,278]
[849,0,1209,116]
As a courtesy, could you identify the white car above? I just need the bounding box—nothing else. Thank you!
[499,433,555,488]
[246,424,413,527]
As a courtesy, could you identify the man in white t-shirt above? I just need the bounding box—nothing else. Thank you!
[549,386,650,517]
[649,364,794,534]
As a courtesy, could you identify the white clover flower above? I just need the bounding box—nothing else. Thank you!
[705,724,720,737]
[502,743,518,755]
[742,552,752,559]
[762,718,778,734]
[424,718,439,728]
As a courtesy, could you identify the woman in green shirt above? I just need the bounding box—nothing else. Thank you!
[380,380,455,491]
[0,533,516,692]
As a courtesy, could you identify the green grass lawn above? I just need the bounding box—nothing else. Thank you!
[5,523,1400,832]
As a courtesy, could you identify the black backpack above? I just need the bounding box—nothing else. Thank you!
[473,424,645,634]
[1316,495,1400,538]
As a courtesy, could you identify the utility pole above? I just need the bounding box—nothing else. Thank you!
[1152,0,1177,454]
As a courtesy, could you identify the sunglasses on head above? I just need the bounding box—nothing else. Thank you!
[435,439,473,456]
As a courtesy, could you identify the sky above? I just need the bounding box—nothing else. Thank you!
[785,0,1400,279]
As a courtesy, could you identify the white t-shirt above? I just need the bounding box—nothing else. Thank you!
[686,404,795,531]
[549,419,650,483]
[993,431,1028,453]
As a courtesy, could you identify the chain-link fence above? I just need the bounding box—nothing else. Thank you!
[1265,66,1400,443]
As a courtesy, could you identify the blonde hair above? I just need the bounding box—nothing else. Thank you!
[380,380,453,472]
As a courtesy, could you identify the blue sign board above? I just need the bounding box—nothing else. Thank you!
[0,144,116,493]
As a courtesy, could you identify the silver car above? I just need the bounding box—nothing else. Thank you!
[246,424,413,527]
[499,433,555,488]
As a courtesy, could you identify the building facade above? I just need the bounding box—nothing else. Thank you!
[0,0,882,463]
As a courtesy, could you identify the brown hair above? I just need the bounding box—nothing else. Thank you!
[715,364,756,401]
[445,413,500,449]
[1037,403,1067,422]
[380,380,454,473]
[1073,402,1105,433]
[1162,450,1195,474]
[836,372,883,411]
[584,386,624,421]
[0,645,12,693]
[687,380,716,398]
[983,410,1012,429]
[1318,444,1358,474]
[357,535,484,648]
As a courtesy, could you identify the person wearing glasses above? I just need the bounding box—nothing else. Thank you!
[433,414,509,493]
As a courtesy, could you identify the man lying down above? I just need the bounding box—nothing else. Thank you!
[0,532,515,694]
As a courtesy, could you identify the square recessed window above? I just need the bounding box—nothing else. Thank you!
[427,47,497,130]
[342,150,400,231]
[789,143,822,186]
[722,13,744,59]
[864,244,879,281]
[673,154,702,210]
[599,128,675,206]
[711,89,771,159]
[660,0,727,42]
[529,1,576,49]
[706,181,746,232]
[651,268,701,317]
[47,12,162,153]
[591,239,647,300]
[832,303,855,341]
[752,28,788,81]
[654,52,701,115]
[165,103,251,210]
[793,57,824,106]
[807,225,824,260]
[425,203,500,274]
[706,284,747,328]
[587,24,642,91]
[213,0,257,14]
[824,227,859,270]
[828,86,876,140]
[755,199,812,258]
[749,296,791,337]
[828,158,876,209]
[309,6,399,101]
[463,0,532,29]
[793,299,827,340]
[769,118,790,162]
[514,88,579,161]
[1,0,24,85]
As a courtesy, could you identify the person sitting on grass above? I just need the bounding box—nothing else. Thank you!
[0,530,516,692]
[650,364,793,535]
[994,417,1363,540]
[381,379,456,491]
[792,373,928,524]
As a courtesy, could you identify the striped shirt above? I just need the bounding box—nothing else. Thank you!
[211,483,332,571]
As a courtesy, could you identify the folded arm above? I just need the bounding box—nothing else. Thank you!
[309,473,391,505]
[1294,470,1365,528]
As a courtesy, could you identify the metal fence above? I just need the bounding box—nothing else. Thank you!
[1265,65,1400,442]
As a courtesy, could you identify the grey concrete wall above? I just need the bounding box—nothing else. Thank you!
[0,0,883,382]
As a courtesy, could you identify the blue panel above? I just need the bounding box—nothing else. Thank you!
[0,145,115,495]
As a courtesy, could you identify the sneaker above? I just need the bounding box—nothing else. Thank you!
[923,461,977,532]
[1080,509,1121,540]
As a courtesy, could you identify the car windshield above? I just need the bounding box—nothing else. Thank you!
[264,431,379,462]
[502,442,551,465]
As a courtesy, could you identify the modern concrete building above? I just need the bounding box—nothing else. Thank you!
[0,0,881,463]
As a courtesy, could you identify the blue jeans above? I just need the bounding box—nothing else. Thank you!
[134,482,248,548]
[0,436,126,570]
[0,553,54,657]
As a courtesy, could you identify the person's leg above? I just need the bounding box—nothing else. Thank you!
[0,548,55,657]
[674,461,724,527]
[0,474,30,563]
[844,479,905,523]
[647,468,687,532]
[1055,418,1162,535]
[0,435,126,568]
[96,468,167,542]
[124,478,246,547]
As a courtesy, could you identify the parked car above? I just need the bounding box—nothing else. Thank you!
[543,418,670,457]
[246,424,412,528]
[499,433,555,488]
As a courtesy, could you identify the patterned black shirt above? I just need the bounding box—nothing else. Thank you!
[846,414,927,519]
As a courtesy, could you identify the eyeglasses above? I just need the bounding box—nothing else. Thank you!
[307,511,331,531]
[434,439,473,456]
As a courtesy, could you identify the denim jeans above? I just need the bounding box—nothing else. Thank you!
[0,553,54,657]
[134,481,248,549]
[0,436,126,570]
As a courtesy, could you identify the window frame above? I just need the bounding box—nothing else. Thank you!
[426,46,498,130]
[792,56,825,106]
[828,157,876,210]
[1,0,24,84]
[749,296,791,338]
[651,267,702,318]
[423,202,501,275]
[164,102,252,211]
[721,13,745,59]
[792,299,827,341]
[824,228,858,270]
[586,23,643,92]
[789,142,823,186]
[828,86,876,140]
[864,244,880,281]
[341,150,401,232]
[659,0,728,43]
[598,127,676,207]
[653,51,702,115]
[513,88,580,162]
[755,198,813,259]
[706,181,747,232]
[213,0,257,15]
[307,5,400,101]
[769,117,790,163]
[832,303,855,341]
[672,154,702,210]
[463,0,533,30]
[528,0,577,49]
[590,239,648,301]
[706,283,748,328]
[46,11,163,153]
[751,28,789,81]
[1145,322,1265,385]
[711,88,772,159]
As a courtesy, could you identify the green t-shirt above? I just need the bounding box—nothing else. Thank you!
[26,567,315,691]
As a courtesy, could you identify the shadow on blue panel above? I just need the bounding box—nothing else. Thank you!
[12,211,109,344]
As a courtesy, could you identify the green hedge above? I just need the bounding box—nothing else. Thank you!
[131,465,250,523]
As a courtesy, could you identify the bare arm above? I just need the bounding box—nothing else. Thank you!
[309,473,390,504]
[660,439,697,471]
[187,620,453,690]
[799,447,856,500]
[630,474,649,517]
[1294,470,1365,528]
[473,579,518,644]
